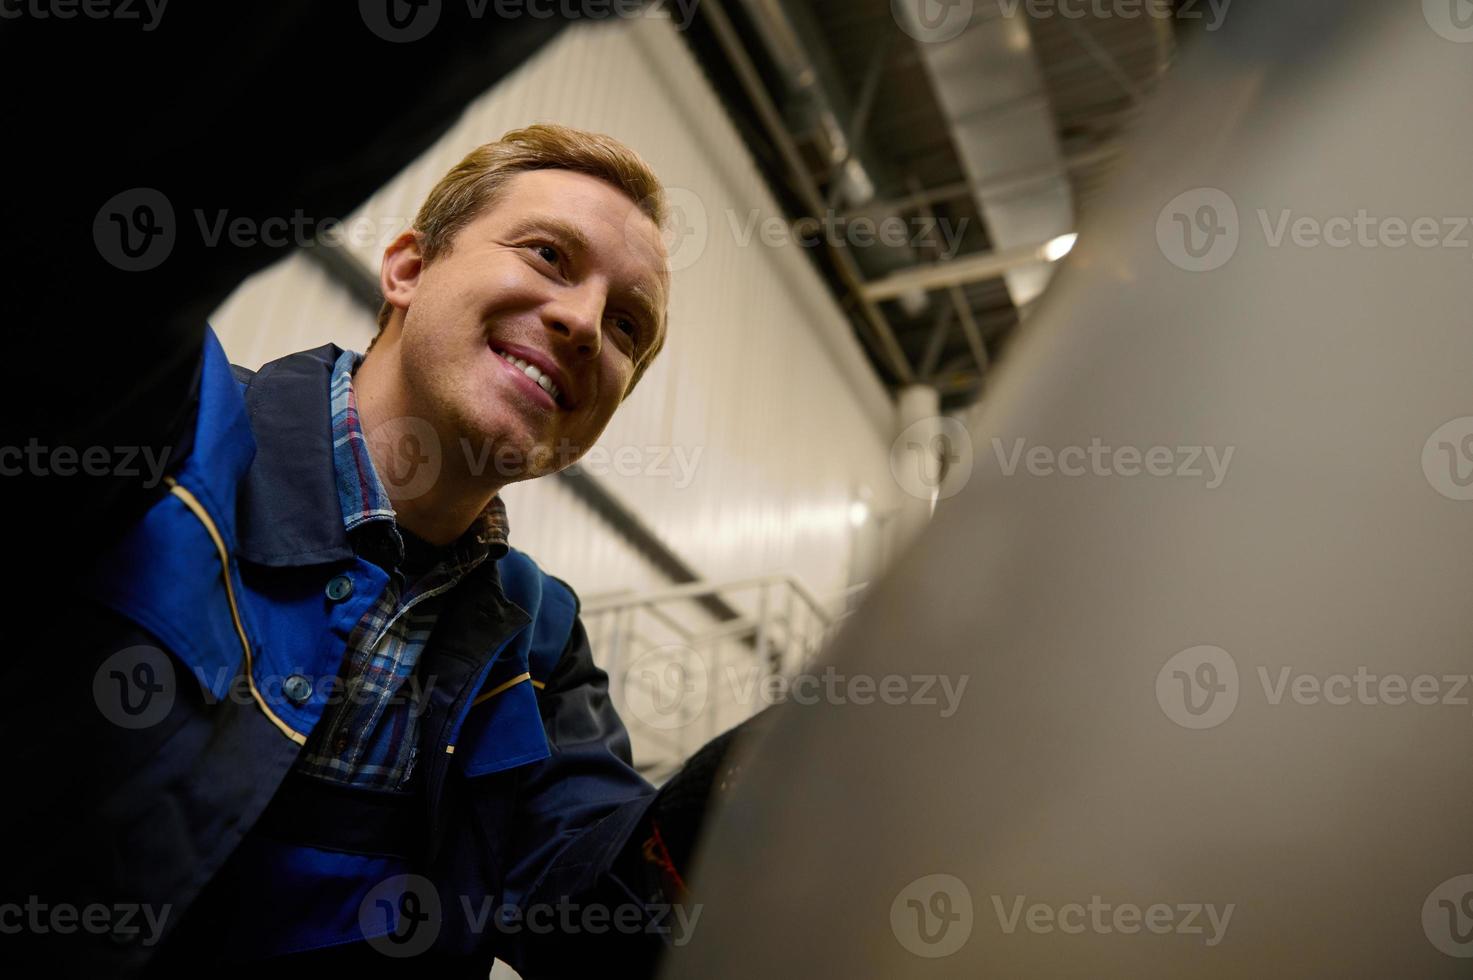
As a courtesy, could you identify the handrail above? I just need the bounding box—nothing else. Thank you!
[590,571,866,777]
[582,571,839,625]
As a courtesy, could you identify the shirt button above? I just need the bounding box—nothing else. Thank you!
[325,574,354,601]
[283,674,313,705]
[333,735,350,754]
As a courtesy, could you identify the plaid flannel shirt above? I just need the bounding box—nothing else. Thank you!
[293,348,510,790]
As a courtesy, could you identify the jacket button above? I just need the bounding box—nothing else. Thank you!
[325,574,354,601]
[283,674,313,704]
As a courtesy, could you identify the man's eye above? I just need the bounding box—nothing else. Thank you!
[531,244,560,265]
[613,317,638,341]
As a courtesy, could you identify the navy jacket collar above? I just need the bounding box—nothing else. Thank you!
[234,342,356,567]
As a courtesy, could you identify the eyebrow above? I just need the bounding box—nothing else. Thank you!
[503,215,594,257]
[506,214,667,341]
[622,282,665,339]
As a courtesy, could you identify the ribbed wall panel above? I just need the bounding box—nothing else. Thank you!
[209,17,900,604]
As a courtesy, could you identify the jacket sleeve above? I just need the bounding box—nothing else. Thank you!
[495,607,778,979]
[492,610,663,977]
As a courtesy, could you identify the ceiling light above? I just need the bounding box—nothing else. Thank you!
[1043,233,1078,262]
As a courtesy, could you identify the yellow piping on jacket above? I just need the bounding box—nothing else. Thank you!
[166,476,308,746]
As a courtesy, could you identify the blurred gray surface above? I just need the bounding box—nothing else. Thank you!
[664,1,1473,975]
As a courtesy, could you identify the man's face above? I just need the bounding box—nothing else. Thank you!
[390,168,669,481]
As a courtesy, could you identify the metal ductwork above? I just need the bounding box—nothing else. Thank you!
[895,0,1075,310]
[737,0,933,316]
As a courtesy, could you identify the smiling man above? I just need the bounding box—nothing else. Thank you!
[10,124,760,979]
[357,131,671,542]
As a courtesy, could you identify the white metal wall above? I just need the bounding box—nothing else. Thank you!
[209,16,901,605]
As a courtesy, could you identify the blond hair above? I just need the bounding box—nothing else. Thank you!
[373,123,669,386]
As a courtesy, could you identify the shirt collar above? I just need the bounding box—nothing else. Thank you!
[233,343,509,568]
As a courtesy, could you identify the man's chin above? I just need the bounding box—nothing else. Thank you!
[455,426,579,484]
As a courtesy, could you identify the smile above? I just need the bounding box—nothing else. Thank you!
[493,347,564,406]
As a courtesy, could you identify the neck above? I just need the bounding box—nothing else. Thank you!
[353,341,504,547]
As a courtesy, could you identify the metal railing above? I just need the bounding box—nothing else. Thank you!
[583,574,863,781]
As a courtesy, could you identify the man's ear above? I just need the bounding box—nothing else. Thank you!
[380,229,425,323]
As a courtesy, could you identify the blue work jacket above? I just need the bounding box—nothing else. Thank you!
[7,327,668,977]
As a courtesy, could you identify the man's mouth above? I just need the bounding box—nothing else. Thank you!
[492,346,565,408]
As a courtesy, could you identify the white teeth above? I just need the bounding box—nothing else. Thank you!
[496,349,561,404]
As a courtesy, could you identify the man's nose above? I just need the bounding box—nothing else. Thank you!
[546,285,604,359]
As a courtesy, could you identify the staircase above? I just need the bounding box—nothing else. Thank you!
[581,574,862,782]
